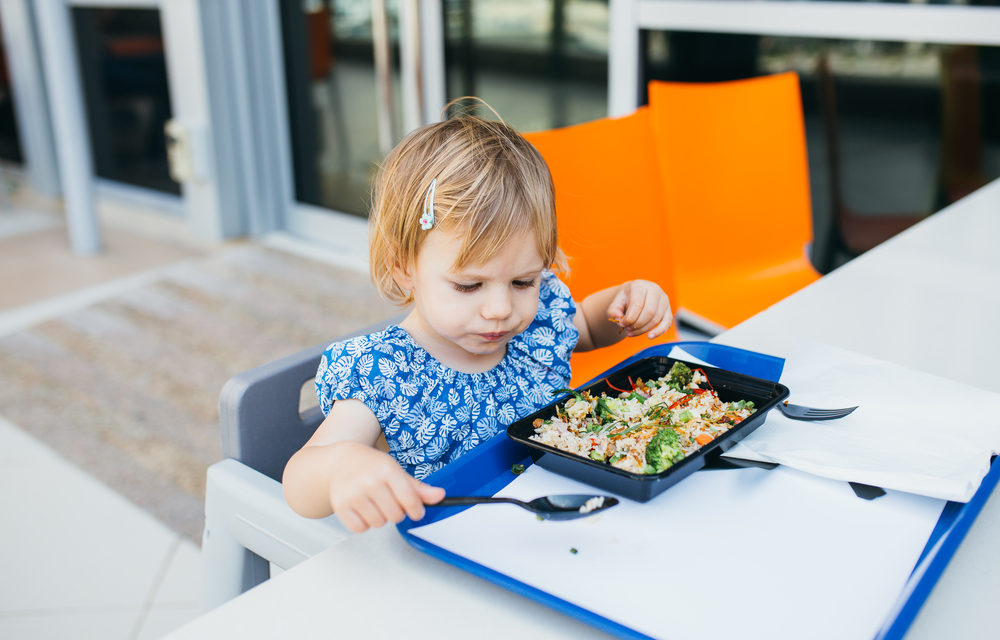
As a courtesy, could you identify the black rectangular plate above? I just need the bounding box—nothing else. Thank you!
[506,356,790,502]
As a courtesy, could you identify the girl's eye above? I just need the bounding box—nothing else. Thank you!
[453,282,481,293]
[513,279,538,289]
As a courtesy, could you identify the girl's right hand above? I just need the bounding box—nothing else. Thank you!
[325,440,446,533]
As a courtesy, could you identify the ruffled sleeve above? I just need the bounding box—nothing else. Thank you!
[507,270,579,384]
[315,332,411,421]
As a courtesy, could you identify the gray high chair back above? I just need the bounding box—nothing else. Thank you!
[202,316,398,611]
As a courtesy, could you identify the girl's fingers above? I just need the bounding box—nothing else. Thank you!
[620,285,649,328]
[389,475,430,522]
[370,484,407,525]
[646,309,674,339]
[351,496,388,530]
[417,482,446,505]
[629,300,659,334]
[606,288,629,324]
[627,290,671,337]
[335,506,368,534]
[640,296,671,336]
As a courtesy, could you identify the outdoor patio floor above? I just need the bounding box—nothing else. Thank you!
[0,185,398,638]
[0,192,210,638]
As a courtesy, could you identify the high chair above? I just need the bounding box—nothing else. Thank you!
[647,72,821,332]
[524,107,681,388]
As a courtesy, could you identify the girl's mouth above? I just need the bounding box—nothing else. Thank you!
[478,332,508,342]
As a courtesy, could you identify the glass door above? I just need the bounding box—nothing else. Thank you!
[36,0,221,238]
[278,0,444,251]
[277,0,612,250]
[280,0,406,218]
[0,9,24,165]
[72,5,178,196]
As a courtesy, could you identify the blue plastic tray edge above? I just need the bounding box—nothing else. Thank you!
[874,454,1000,640]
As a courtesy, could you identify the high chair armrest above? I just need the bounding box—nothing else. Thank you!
[202,459,349,611]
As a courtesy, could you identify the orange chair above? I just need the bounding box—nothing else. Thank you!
[524,108,680,387]
[647,72,821,331]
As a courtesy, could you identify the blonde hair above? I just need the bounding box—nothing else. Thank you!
[369,108,564,305]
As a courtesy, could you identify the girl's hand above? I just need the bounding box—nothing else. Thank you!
[606,279,673,339]
[324,441,446,533]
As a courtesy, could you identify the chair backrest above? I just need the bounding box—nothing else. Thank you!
[219,343,328,482]
[524,107,680,387]
[647,72,820,329]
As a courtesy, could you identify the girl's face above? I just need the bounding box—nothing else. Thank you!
[396,225,545,372]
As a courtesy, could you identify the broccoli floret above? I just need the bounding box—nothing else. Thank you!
[667,361,694,390]
[595,397,616,422]
[644,427,685,474]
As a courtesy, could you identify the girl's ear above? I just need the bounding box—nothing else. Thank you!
[392,260,414,293]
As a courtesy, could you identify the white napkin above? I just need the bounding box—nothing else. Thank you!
[723,341,1000,502]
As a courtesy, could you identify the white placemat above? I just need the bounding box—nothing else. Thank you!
[410,464,944,640]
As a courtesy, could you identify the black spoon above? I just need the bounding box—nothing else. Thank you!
[432,494,620,520]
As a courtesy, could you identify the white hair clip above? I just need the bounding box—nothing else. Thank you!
[420,178,437,230]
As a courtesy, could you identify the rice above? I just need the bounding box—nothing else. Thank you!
[578,496,605,514]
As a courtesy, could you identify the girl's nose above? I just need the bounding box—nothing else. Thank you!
[481,288,513,320]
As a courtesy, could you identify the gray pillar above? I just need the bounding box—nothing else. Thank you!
[0,0,61,198]
[34,0,101,254]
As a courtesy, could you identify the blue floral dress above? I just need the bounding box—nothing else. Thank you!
[316,271,579,479]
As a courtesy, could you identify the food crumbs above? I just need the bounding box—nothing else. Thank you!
[570,548,579,554]
[511,463,526,475]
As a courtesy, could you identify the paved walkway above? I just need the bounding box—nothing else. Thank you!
[0,183,391,637]
[0,415,201,638]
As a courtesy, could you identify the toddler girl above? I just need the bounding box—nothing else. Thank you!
[283,113,672,533]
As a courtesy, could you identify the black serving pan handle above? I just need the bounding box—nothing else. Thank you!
[703,456,779,471]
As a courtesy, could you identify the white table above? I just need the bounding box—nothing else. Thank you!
[171,178,1000,640]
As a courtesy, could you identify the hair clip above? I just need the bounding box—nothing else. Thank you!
[420,178,437,230]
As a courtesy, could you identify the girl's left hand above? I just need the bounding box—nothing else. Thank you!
[606,280,673,339]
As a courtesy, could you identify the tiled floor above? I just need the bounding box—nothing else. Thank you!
[0,415,202,639]
[0,186,211,637]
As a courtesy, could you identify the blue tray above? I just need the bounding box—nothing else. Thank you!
[397,341,1000,640]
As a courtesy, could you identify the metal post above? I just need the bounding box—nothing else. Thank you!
[34,0,101,254]
[0,0,61,198]
[608,0,640,117]
[0,160,8,209]
[419,0,446,124]
[399,0,422,135]
[371,0,396,154]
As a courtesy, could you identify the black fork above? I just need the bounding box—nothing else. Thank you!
[776,401,858,421]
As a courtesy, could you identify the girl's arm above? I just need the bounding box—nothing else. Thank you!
[573,279,672,352]
[282,399,445,532]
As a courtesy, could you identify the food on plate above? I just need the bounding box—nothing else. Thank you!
[530,362,756,474]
